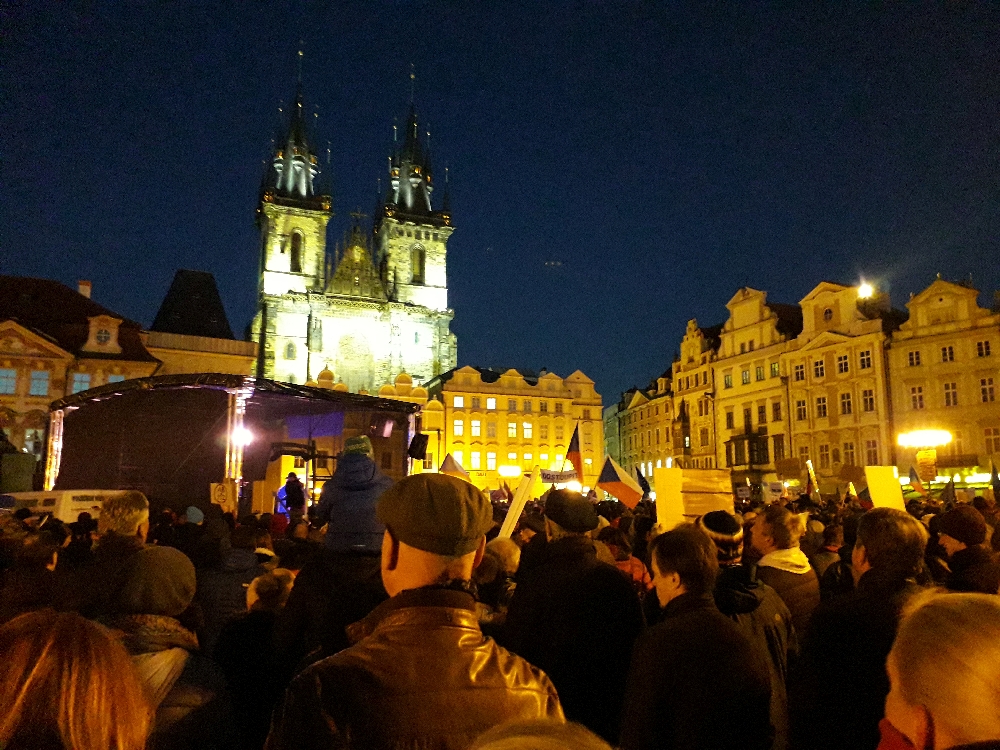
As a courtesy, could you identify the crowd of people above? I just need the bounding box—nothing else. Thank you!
[3,437,1000,750]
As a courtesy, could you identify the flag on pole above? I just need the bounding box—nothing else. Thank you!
[566,424,584,482]
[908,466,929,497]
[805,459,821,502]
[596,456,643,508]
[634,466,651,496]
[939,477,957,508]
[847,481,857,500]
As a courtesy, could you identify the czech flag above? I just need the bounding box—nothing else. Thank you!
[566,424,584,481]
[597,456,644,509]
[908,466,928,497]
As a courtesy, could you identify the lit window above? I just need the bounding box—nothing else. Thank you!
[859,350,872,369]
[453,419,464,436]
[584,457,592,466]
[523,422,533,439]
[523,453,532,464]
[814,360,825,379]
[862,389,876,412]
[794,364,805,382]
[944,382,958,407]
[977,341,992,358]
[508,422,517,438]
[908,351,921,367]
[471,420,481,437]
[71,373,91,394]
[508,452,517,461]
[107,374,125,384]
[770,362,780,377]
[941,346,954,363]
[724,374,733,389]
[556,453,564,464]
[453,395,464,408]
[0,369,16,395]
[487,452,497,470]
[29,371,49,396]
[486,397,496,410]
[540,453,549,463]
[837,355,849,374]
[470,451,481,470]
[910,386,924,410]
[755,366,764,381]
[453,450,463,467]
[741,370,751,385]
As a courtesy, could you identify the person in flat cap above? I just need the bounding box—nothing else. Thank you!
[499,489,644,745]
[937,504,1000,594]
[267,473,563,750]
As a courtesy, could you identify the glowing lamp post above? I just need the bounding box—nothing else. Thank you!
[898,430,952,483]
[858,282,874,299]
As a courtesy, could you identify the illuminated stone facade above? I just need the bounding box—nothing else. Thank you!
[425,366,604,492]
[671,320,722,470]
[251,90,457,392]
[618,378,673,490]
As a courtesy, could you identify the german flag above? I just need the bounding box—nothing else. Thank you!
[596,456,644,509]
[566,423,584,482]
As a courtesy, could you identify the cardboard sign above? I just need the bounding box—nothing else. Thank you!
[864,466,906,511]
[499,466,540,539]
[654,467,685,531]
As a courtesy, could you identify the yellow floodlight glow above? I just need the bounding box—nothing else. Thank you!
[231,426,254,447]
[565,480,583,492]
[897,430,952,448]
[497,465,522,478]
[858,281,875,299]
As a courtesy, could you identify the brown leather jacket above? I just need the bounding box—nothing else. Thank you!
[266,587,564,750]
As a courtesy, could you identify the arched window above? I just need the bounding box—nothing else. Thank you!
[411,245,425,284]
[285,342,297,360]
[290,232,303,273]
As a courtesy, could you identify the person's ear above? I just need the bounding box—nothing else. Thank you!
[472,536,487,569]
[384,529,400,572]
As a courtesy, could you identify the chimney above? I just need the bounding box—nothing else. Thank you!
[78,280,92,298]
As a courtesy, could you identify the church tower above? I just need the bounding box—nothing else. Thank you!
[256,85,332,297]
[375,104,453,312]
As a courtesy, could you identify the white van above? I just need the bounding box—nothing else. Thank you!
[5,490,125,523]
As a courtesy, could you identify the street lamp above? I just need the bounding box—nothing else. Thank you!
[898,430,952,483]
[858,281,875,299]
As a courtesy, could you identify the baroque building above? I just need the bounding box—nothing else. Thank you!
[618,376,673,488]
[251,87,457,392]
[671,320,722,470]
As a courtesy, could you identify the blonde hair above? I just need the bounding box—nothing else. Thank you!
[0,609,150,750]
[98,490,149,536]
[760,504,805,549]
[891,591,1000,745]
[470,719,612,750]
[486,537,521,576]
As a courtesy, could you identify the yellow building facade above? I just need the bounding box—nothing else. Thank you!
[618,378,673,490]
[783,282,898,490]
[889,278,1000,477]
[671,319,722,469]
[425,366,603,492]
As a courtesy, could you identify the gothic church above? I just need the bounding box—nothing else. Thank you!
[251,85,457,392]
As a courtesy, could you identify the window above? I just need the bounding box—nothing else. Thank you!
[772,402,782,422]
[865,440,879,465]
[523,400,532,413]
[523,422,533,439]
[539,401,548,413]
[816,397,828,418]
[725,411,735,430]
[840,392,853,415]
[941,346,955,363]
[832,447,840,464]
[978,341,992,358]
[486,397,497,410]
[859,350,872,369]
[411,246,425,284]
[982,378,995,403]
[843,442,856,465]
[554,402,564,414]
[796,400,807,421]
[742,370,751,385]
[700,428,709,447]
[487,452,497,470]
[71,373,91,394]
[951,432,965,456]
[583,409,591,420]
[837,355,849,374]
[908,351,921,367]
[453,395,465,408]
[471,420,481,437]
[755,366,765,382]
[523,453,532,465]
[284,342,296,360]
[29,371,49,396]
[655,428,660,444]
[0,369,16,394]
[823,308,833,321]
[470,451,481,470]
[910,386,924,410]
[555,426,564,440]
[107,374,125,384]
[773,434,785,461]
[794,364,805,382]
[507,422,517,438]
[453,419,464,436]
[508,452,517,461]
[452,451,463,468]
[863,389,876,412]
[487,421,497,438]
[290,232,302,272]
[819,444,830,469]
[770,362,780,378]
[944,382,958,407]
[814,360,825,378]
[508,399,517,412]
[799,446,810,462]
[471,397,481,409]
[724,374,733,389]
[986,428,1000,454]
[539,424,548,440]
[758,405,767,424]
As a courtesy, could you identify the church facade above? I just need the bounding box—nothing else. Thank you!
[251,87,457,392]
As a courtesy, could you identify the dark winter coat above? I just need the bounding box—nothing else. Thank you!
[195,547,266,658]
[714,564,794,750]
[58,531,144,620]
[947,545,1000,594]
[500,534,645,744]
[620,592,773,750]
[819,545,855,601]
[314,454,393,553]
[757,553,821,635]
[789,566,924,750]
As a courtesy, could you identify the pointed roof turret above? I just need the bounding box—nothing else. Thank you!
[326,217,388,300]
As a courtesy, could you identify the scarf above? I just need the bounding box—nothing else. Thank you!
[113,614,200,655]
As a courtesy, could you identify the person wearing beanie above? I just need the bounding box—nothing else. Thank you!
[699,510,794,750]
[499,490,644,745]
[267,473,563,750]
[937,504,1000,594]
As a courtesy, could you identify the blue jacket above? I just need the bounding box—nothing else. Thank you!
[315,454,393,553]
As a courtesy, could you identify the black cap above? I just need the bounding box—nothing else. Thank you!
[544,489,598,533]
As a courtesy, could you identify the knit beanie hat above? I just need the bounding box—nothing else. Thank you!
[697,510,745,564]
[119,546,196,617]
[937,505,987,547]
[344,435,374,458]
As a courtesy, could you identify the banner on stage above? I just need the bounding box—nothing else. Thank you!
[540,468,578,483]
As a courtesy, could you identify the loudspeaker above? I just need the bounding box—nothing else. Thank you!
[407,433,429,460]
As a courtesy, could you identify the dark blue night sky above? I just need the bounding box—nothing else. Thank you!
[4,2,999,401]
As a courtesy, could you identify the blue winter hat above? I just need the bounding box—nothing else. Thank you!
[185,505,205,524]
